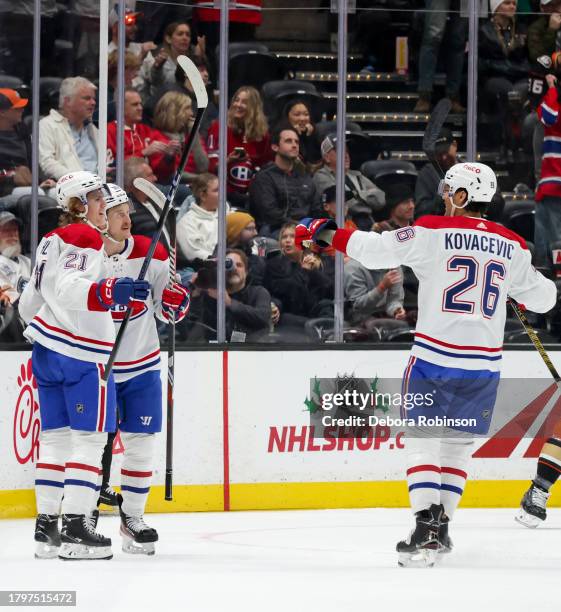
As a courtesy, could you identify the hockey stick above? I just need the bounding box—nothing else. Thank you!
[102,55,208,382]
[165,207,177,501]
[422,98,452,180]
[133,178,178,499]
[509,299,561,385]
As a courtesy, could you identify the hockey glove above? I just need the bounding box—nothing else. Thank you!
[96,277,151,309]
[162,282,191,323]
[295,218,338,250]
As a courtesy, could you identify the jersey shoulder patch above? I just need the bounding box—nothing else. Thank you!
[49,223,103,250]
[129,234,168,261]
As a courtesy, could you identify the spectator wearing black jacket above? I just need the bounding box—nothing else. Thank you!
[249,126,317,237]
[202,248,272,341]
[479,0,531,150]
[264,222,333,326]
[414,128,458,219]
[0,89,55,202]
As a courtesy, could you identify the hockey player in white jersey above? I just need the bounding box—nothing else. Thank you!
[19,171,151,561]
[98,184,190,555]
[295,162,557,567]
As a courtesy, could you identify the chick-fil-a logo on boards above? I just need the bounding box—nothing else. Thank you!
[13,358,41,464]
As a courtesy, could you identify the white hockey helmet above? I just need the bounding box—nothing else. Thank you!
[103,183,134,213]
[55,171,104,212]
[438,162,497,207]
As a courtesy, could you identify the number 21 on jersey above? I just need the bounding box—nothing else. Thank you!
[443,256,506,319]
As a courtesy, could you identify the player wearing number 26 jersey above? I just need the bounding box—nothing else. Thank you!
[296,162,557,567]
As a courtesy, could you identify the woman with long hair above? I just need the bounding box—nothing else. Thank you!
[150,91,208,184]
[140,20,206,98]
[207,86,272,205]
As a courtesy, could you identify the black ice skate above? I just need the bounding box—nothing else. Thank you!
[34,514,61,559]
[515,483,551,528]
[397,503,443,568]
[98,484,119,507]
[119,502,158,555]
[58,514,112,560]
[438,513,453,554]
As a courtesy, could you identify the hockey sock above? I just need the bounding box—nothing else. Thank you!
[61,430,106,515]
[120,432,155,517]
[535,437,561,492]
[440,438,473,519]
[35,427,70,515]
[100,432,116,492]
[405,434,441,514]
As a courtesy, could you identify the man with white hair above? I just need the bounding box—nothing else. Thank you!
[39,77,99,180]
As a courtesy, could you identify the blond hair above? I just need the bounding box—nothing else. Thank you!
[228,86,268,142]
[153,91,193,133]
[58,197,86,227]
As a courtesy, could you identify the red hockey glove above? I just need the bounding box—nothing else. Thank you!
[295,217,338,250]
[162,282,191,323]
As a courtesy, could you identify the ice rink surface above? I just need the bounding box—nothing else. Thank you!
[1,507,559,612]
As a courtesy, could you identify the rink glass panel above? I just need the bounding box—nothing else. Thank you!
[3,2,559,350]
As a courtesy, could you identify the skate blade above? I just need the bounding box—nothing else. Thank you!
[120,530,156,556]
[398,549,437,568]
[58,543,113,560]
[34,542,60,559]
[515,508,543,529]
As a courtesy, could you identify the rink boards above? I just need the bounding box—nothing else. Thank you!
[2,348,561,518]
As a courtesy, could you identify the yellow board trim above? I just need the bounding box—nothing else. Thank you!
[0,485,223,519]
[230,480,561,510]
[2,481,561,518]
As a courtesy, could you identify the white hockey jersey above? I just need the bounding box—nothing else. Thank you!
[106,235,169,383]
[334,215,557,371]
[0,253,31,303]
[19,224,115,364]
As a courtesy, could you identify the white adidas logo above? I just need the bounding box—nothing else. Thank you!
[477,222,487,229]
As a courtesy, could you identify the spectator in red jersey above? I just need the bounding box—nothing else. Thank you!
[535,67,561,267]
[207,86,272,208]
[151,91,209,185]
[106,87,175,173]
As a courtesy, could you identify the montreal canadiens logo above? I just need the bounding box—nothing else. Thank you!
[13,358,41,465]
[111,301,148,322]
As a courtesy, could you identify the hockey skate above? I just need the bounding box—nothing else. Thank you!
[34,514,61,559]
[119,502,158,555]
[397,503,443,568]
[515,483,550,528]
[98,484,119,507]
[438,513,453,554]
[58,514,112,560]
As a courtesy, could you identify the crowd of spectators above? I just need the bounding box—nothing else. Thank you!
[2,1,561,344]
